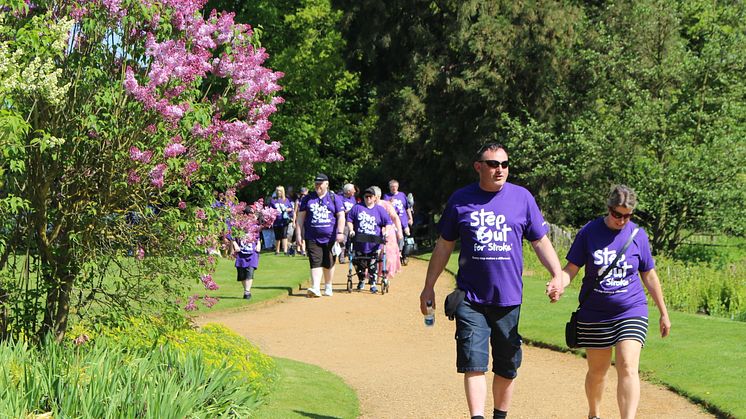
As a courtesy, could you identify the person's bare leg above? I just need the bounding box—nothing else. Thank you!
[492,375,515,411]
[615,340,642,419]
[586,348,612,418]
[323,265,335,287]
[309,267,322,293]
[464,371,487,417]
[281,237,288,253]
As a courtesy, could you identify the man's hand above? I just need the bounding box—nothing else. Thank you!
[420,287,436,315]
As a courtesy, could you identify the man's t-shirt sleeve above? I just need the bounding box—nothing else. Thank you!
[437,196,459,241]
[524,193,549,242]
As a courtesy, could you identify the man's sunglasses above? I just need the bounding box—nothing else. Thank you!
[609,207,633,220]
[478,160,509,169]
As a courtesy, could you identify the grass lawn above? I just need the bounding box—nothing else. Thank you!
[418,248,746,419]
[188,251,310,311]
[253,358,359,419]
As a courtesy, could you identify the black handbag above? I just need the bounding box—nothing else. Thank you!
[565,227,639,348]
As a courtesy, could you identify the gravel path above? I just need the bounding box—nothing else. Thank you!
[197,258,712,418]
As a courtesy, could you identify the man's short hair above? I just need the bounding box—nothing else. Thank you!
[343,183,355,193]
[388,179,399,186]
[475,142,507,161]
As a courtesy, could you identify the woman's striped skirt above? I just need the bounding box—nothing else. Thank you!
[576,316,648,348]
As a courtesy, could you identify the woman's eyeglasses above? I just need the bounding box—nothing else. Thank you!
[608,207,633,220]
[478,160,509,169]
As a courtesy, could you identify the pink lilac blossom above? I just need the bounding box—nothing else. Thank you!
[127,170,141,184]
[129,146,153,163]
[149,163,167,188]
[195,209,206,220]
[202,296,219,308]
[200,274,219,290]
[184,295,199,311]
[164,142,187,158]
[178,201,187,209]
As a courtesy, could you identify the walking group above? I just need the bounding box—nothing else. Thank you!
[295,175,415,298]
[228,173,416,300]
[420,143,671,419]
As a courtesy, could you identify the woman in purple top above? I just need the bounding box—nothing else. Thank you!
[553,185,671,419]
[270,186,294,255]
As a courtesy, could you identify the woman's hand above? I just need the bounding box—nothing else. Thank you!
[659,313,671,338]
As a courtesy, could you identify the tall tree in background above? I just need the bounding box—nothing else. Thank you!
[341,0,582,215]
[561,0,746,253]
[342,0,745,254]
[208,0,373,196]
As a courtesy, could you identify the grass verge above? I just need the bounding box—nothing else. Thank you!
[254,358,360,419]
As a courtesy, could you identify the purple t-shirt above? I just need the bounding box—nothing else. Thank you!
[383,191,409,228]
[342,195,357,213]
[438,182,549,306]
[270,197,292,227]
[346,203,392,253]
[299,191,344,244]
[566,218,654,322]
[233,236,259,269]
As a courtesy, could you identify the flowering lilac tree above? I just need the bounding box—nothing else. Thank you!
[0,0,283,341]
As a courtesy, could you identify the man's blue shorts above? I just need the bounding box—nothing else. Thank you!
[454,299,522,379]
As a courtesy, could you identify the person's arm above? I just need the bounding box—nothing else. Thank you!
[419,237,456,314]
[335,210,346,243]
[641,268,671,338]
[296,211,306,243]
[530,235,566,303]
[346,221,355,238]
[407,207,414,226]
[231,239,240,253]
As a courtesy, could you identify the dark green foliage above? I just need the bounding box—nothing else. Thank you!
[208,0,374,195]
[338,0,745,254]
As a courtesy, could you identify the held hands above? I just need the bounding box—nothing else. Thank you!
[545,271,570,303]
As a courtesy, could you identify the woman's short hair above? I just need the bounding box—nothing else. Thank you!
[607,184,637,209]
[343,183,355,193]
[371,186,382,198]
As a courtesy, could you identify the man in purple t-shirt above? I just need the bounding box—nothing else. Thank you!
[297,173,345,298]
[384,179,414,264]
[346,187,392,293]
[419,143,565,419]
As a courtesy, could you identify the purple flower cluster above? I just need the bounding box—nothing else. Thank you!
[200,274,218,290]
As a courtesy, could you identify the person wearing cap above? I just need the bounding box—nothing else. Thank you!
[346,187,393,293]
[296,174,346,297]
[383,179,414,265]
[419,143,565,419]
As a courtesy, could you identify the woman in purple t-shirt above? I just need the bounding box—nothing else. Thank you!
[555,185,671,419]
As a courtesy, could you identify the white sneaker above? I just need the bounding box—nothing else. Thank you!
[306,288,321,298]
[323,284,333,296]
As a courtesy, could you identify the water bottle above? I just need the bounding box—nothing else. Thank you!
[424,300,435,327]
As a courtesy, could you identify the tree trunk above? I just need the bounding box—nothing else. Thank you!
[38,259,77,343]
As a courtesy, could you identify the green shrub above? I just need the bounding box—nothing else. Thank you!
[0,336,268,417]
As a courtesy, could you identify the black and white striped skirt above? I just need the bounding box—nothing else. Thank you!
[576,316,648,348]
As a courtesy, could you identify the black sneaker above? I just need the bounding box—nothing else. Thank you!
[243,292,252,300]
